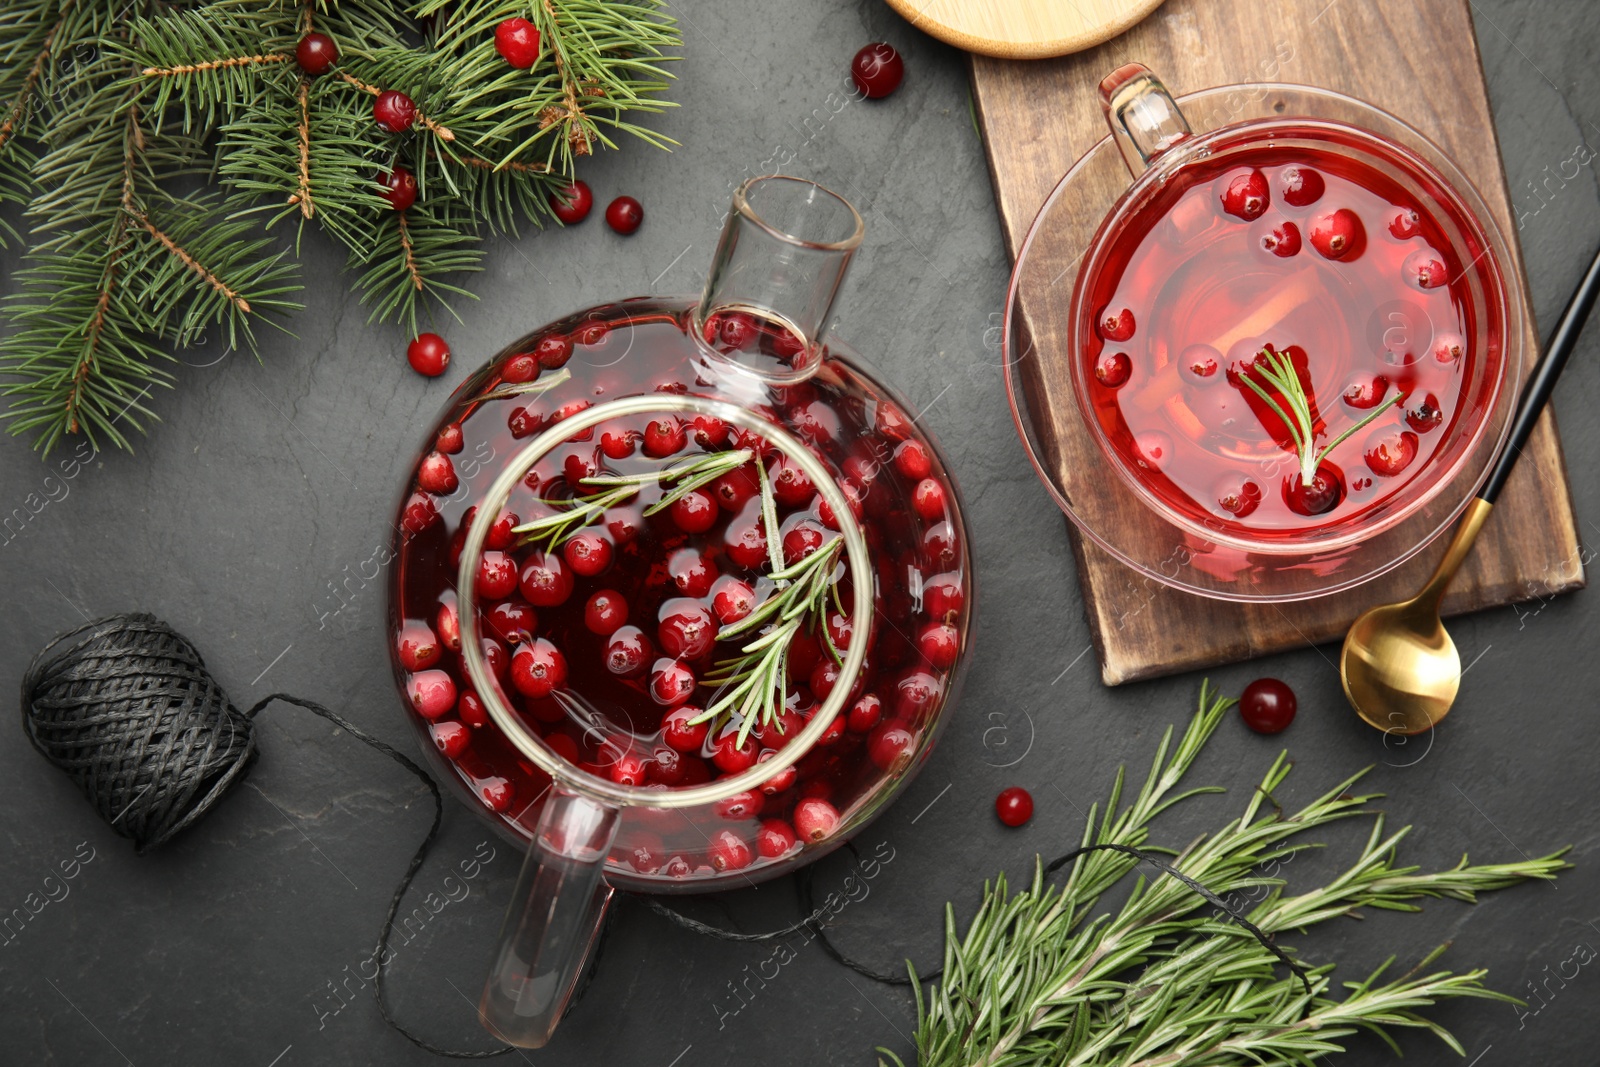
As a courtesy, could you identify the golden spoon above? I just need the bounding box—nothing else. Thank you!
[1342,243,1600,736]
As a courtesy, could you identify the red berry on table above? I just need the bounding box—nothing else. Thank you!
[1220,168,1270,220]
[1261,220,1302,258]
[1404,249,1449,290]
[604,626,653,677]
[519,551,573,606]
[1097,307,1136,341]
[295,33,339,76]
[1388,206,1424,240]
[605,195,644,235]
[918,623,959,669]
[408,669,457,719]
[670,489,718,534]
[793,797,840,842]
[417,450,458,494]
[1239,677,1297,733]
[757,819,798,858]
[712,576,756,624]
[431,720,471,759]
[407,332,450,377]
[1308,208,1363,260]
[494,17,542,69]
[994,786,1033,827]
[850,42,903,99]
[1094,351,1131,387]
[585,589,629,634]
[373,89,417,132]
[480,777,514,812]
[563,531,613,576]
[397,622,441,670]
[549,180,593,225]
[912,477,946,520]
[709,829,753,871]
[661,705,710,753]
[379,166,417,212]
[510,638,567,698]
[1364,428,1418,477]
[436,423,464,454]
[649,659,697,705]
[658,602,716,660]
[1278,166,1324,207]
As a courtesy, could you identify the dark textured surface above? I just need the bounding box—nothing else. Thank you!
[0,2,1595,1064]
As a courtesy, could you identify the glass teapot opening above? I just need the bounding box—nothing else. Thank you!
[693,175,864,383]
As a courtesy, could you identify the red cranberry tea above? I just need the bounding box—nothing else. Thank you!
[390,300,969,885]
[1079,136,1504,540]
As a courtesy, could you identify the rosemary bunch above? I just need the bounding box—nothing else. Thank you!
[886,683,1568,1067]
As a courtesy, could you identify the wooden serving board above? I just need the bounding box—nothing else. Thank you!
[970,0,1587,685]
[885,0,1168,59]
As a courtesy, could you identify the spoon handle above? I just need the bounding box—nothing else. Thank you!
[1480,241,1600,503]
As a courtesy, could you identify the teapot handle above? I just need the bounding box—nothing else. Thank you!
[1100,63,1193,178]
[478,787,619,1048]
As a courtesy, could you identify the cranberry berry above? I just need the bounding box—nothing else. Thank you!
[295,33,339,76]
[408,670,457,720]
[1364,428,1418,477]
[549,181,592,225]
[407,332,450,377]
[1095,351,1131,387]
[757,819,798,858]
[712,576,756,624]
[658,602,716,660]
[1098,307,1136,341]
[1239,677,1297,733]
[417,451,457,494]
[396,621,441,670]
[373,89,417,132]
[584,589,629,634]
[661,705,709,752]
[510,638,567,698]
[494,17,542,69]
[1285,464,1344,516]
[519,551,574,606]
[995,786,1033,827]
[1403,249,1449,290]
[605,626,653,677]
[1388,207,1424,240]
[850,43,903,99]
[793,797,840,842]
[431,720,470,759]
[563,532,613,577]
[649,659,696,705]
[642,416,685,457]
[1308,208,1363,260]
[670,490,718,534]
[711,729,759,773]
[1261,220,1301,258]
[605,195,644,235]
[1220,168,1270,220]
[1278,166,1324,207]
[918,623,959,669]
[379,166,417,212]
[912,478,946,520]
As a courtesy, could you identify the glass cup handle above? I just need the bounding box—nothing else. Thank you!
[1099,63,1192,178]
[478,788,620,1048]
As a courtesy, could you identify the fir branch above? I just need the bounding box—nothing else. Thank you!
[353,201,481,334]
[888,683,1569,1067]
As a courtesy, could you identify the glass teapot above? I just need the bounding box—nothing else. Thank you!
[385,176,972,1046]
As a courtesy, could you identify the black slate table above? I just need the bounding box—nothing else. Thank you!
[1,2,1596,1064]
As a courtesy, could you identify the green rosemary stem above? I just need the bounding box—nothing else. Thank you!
[1238,346,1404,482]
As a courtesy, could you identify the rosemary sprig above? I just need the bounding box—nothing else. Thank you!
[510,448,752,551]
[695,536,843,746]
[883,682,1569,1067]
[477,367,571,402]
[1239,346,1404,482]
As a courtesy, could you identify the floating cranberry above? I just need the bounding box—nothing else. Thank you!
[519,551,573,606]
[543,733,579,765]
[893,440,932,481]
[408,670,457,719]
[606,505,645,546]
[485,510,519,550]
[608,751,649,787]
[576,321,610,347]
[1364,428,1418,477]
[1405,392,1443,433]
[1403,249,1449,290]
[757,819,798,858]
[553,400,594,439]
[768,454,814,507]
[912,478,946,520]
[1388,207,1424,240]
[847,693,883,733]
[711,728,759,773]
[850,42,903,99]
[458,689,489,727]
[810,660,842,702]
[532,334,572,370]
[642,416,685,457]
[435,602,461,651]
[1261,220,1302,258]
[1279,166,1324,207]
[756,750,797,794]
[782,523,826,566]
[712,576,756,624]
[650,659,696,705]
[431,720,471,759]
[599,426,638,459]
[585,589,629,634]
[918,623,959,669]
[508,405,543,439]
[922,572,964,618]
[649,746,687,785]
[295,32,339,76]
[479,777,514,812]
[502,352,538,383]
[688,414,729,449]
[875,402,911,441]
[549,181,592,225]
[379,166,417,212]
[716,312,756,349]
[485,599,536,643]
[868,720,916,771]
[754,710,803,749]
[494,17,542,68]
[435,423,464,454]
[510,638,567,698]
[1308,208,1363,260]
[1178,344,1221,384]
[563,531,613,576]
[1240,677,1297,733]
[818,480,864,530]
[709,830,753,871]
[475,551,519,599]
[670,489,718,534]
[922,521,959,568]
[724,521,770,569]
[714,788,762,820]
[1134,430,1171,470]
[605,195,644,235]
[373,89,417,132]
[1342,371,1390,410]
[1097,307,1136,341]
[1214,474,1263,518]
[1220,168,1270,220]
[1094,351,1132,387]
[1285,464,1344,516]
[712,466,760,511]
[668,549,716,597]
[661,705,709,752]
[417,451,458,494]
[397,622,441,670]
[659,602,716,660]
[1432,333,1465,364]
[994,786,1034,827]
[479,637,509,682]
[793,797,840,842]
